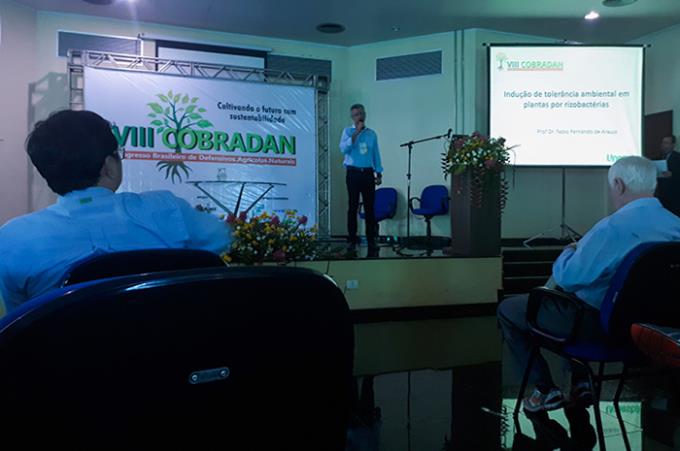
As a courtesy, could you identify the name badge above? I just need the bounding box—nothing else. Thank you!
[359,142,369,155]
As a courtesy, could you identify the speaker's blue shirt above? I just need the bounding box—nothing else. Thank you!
[553,197,680,310]
[340,125,383,174]
[0,187,231,312]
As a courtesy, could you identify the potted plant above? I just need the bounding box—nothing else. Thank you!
[441,132,514,256]
[223,211,318,265]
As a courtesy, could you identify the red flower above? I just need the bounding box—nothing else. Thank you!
[454,138,465,150]
[298,216,308,225]
[272,249,286,261]
[226,213,237,224]
[271,215,281,226]
[484,158,497,169]
[238,211,248,221]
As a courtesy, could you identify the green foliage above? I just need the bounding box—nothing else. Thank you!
[442,132,515,213]
[146,91,214,183]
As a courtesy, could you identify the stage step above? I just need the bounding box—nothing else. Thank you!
[503,248,563,263]
[502,246,564,296]
[503,261,553,278]
[503,276,552,295]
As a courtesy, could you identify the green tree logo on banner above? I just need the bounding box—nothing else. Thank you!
[147,91,214,183]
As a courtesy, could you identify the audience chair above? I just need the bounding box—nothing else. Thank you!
[61,248,225,286]
[0,266,354,450]
[513,242,680,451]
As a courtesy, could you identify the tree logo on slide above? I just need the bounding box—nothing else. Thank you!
[147,91,214,183]
[495,53,508,71]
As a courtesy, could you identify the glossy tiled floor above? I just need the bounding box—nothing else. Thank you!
[349,316,680,450]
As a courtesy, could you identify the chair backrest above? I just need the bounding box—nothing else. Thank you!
[62,248,225,286]
[420,184,449,212]
[601,242,680,341]
[0,266,353,450]
[374,187,398,218]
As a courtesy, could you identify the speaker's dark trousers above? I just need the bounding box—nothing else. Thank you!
[346,166,376,245]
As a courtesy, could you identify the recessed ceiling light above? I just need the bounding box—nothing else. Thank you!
[585,10,600,20]
[316,23,345,34]
[602,0,638,6]
[392,26,400,32]
[82,0,115,4]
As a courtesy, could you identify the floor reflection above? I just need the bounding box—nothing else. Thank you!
[348,316,680,450]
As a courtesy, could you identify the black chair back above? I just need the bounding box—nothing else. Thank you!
[602,242,680,342]
[0,266,353,450]
[62,248,225,286]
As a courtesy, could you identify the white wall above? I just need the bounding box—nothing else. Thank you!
[333,27,613,239]
[0,0,36,224]
[343,32,457,238]
[634,24,680,132]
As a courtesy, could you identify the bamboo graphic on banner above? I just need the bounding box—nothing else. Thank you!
[147,91,214,183]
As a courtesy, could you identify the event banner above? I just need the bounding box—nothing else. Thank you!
[84,67,317,222]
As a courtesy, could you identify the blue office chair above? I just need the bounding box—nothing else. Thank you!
[360,187,398,238]
[0,266,354,450]
[61,248,226,286]
[513,242,680,451]
[409,185,449,244]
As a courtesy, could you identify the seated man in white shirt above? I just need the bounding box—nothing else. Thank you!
[0,110,231,312]
[498,156,680,413]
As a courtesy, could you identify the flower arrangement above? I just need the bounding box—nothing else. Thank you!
[223,210,318,265]
[441,132,514,213]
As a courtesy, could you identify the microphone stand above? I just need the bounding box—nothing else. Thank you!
[399,129,464,245]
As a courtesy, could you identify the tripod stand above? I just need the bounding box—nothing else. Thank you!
[523,167,581,247]
[399,129,463,249]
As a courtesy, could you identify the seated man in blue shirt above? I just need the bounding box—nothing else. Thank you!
[0,110,231,312]
[498,156,680,413]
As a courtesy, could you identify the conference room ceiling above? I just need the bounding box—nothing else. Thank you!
[12,0,680,45]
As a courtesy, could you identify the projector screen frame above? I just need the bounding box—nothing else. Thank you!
[486,43,646,168]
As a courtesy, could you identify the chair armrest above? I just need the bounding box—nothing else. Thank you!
[441,196,450,211]
[527,287,584,344]
[408,197,421,213]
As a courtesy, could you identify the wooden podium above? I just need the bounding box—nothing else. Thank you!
[447,170,502,257]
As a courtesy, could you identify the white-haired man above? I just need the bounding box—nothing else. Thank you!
[498,156,680,413]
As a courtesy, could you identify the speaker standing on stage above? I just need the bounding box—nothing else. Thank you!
[340,104,383,251]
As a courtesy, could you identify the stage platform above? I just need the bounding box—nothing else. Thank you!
[288,242,502,320]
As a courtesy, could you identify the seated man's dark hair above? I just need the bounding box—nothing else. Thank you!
[26,110,118,195]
